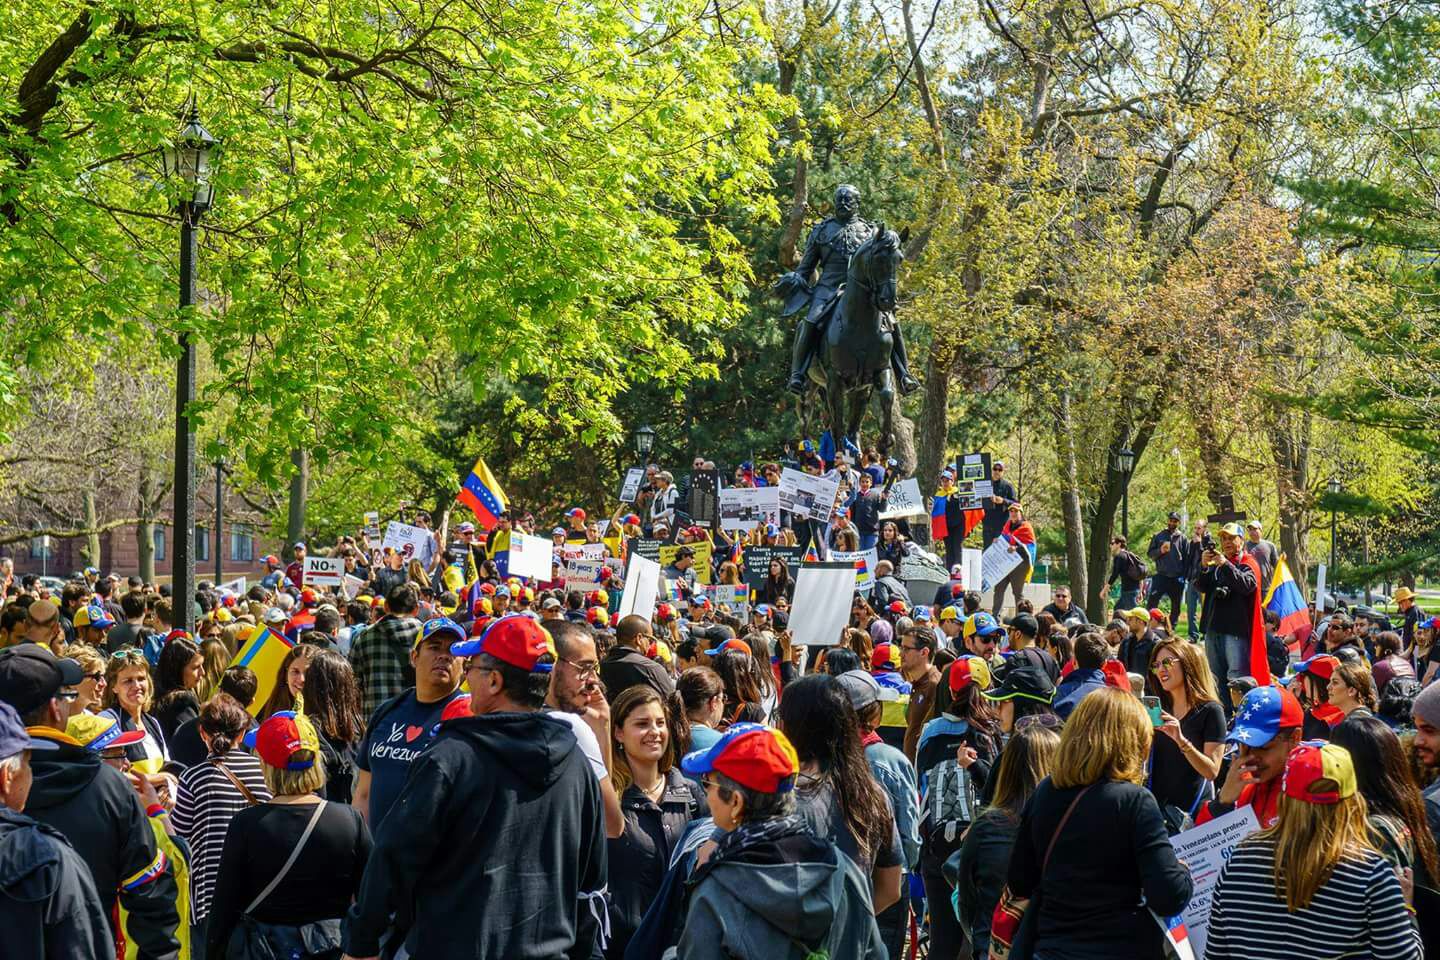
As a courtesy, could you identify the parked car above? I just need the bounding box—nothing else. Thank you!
[1334,588,1392,607]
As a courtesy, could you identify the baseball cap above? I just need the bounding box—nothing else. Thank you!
[1227,687,1304,747]
[1005,613,1038,637]
[680,723,799,794]
[551,526,566,537]
[292,541,307,550]
[83,566,99,576]
[913,605,933,623]
[73,603,115,630]
[585,607,607,626]
[981,663,1055,704]
[1148,608,1165,623]
[456,522,476,534]
[1121,607,1150,622]
[299,588,318,606]
[1168,511,1181,521]
[705,637,752,658]
[541,597,563,612]
[261,555,280,566]
[263,607,288,625]
[1421,616,1440,631]
[1282,742,1356,805]
[655,602,675,621]
[0,646,85,714]
[948,657,992,694]
[494,586,511,598]
[0,701,59,759]
[419,617,466,649]
[965,612,1005,639]
[66,713,147,752]
[252,710,321,770]
[753,604,774,620]
[1221,522,1245,538]
[886,600,906,615]
[1295,654,1339,681]
[871,643,901,671]
[939,605,960,622]
[837,670,882,709]
[949,564,965,579]
[764,523,780,537]
[449,615,556,673]
[566,508,587,521]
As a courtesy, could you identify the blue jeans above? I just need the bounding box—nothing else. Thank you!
[1185,582,1202,637]
[1116,588,1139,613]
[1206,631,1249,716]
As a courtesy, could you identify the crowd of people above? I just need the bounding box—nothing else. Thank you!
[0,448,1432,960]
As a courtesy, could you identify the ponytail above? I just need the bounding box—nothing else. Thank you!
[666,689,693,757]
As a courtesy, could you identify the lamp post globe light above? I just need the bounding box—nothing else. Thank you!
[161,105,219,633]
[1114,446,1136,541]
[635,424,656,458]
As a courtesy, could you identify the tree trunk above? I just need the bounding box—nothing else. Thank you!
[82,489,100,567]
[1055,389,1088,604]
[1192,414,1234,506]
[137,469,155,584]
[287,448,309,559]
[913,342,955,548]
[1085,416,1161,616]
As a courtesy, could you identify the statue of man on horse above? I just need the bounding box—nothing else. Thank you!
[774,184,920,397]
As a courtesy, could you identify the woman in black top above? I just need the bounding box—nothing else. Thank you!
[875,521,907,570]
[152,635,205,743]
[605,685,705,959]
[757,557,794,607]
[1005,687,1192,960]
[301,650,363,805]
[1147,638,1225,818]
[206,707,371,960]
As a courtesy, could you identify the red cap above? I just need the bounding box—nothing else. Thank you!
[947,657,992,694]
[1101,659,1130,690]
[1298,655,1339,680]
[680,724,800,794]
[1148,608,1165,622]
[655,602,675,620]
[566,508,587,521]
[451,615,556,673]
[871,643,900,671]
[480,583,496,596]
[586,606,606,625]
[299,588,318,606]
[886,600,906,614]
[1282,742,1356,805]
[253,710,320,771]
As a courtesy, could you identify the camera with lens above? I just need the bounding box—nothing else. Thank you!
[1200,532,1217,553]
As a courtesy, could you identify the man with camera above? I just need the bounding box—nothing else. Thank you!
[1197,522,1260,717]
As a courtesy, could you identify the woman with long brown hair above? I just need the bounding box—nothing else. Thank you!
[257,642,318,720]
[1147,638,1226,817]
[778,673,903,915]
[710,648,766,728]
[1207,742,1420,960]
[1329,659,1379,719]
[605,686,705,959]
[301,649,364,805]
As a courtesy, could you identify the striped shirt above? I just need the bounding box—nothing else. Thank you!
[1207,836,1420,960]
[171,751,272,922]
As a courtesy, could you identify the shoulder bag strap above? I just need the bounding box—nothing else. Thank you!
[209,758,260,807]
[1041,784,1094,872]
[244,800,326,914]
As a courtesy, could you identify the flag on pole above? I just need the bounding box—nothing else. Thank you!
[456,457,508,530]
[931,492,949,541]
[1263,554,1310,640]
[803,542,820,563]
[230,624,294,717]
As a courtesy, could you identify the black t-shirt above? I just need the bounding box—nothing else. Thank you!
[1148,700,1225,814]
[356,688,464,831]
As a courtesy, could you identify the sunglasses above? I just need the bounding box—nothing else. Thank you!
[1015,713,1062,731]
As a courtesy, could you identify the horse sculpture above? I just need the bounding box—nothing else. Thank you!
[804,223,906,457]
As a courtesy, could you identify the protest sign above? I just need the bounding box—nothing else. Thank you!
[218,576,248,597]
[562,542,607,565]
[362,511,381,540]
[964,547,983,594]
[382,520,432,560]
[1166,806,1261,957]
[619,467,645,504]
[1314,562,1327,613]
[719,487,781,532]
[689,469,721,528]
[879,477,925,519]
[703,583,750,614]
[980,538,1023,592]
[790,562,857,651]
[564,558,606,594]
[742,545,806,596]
[778,467,841,523]
[628,537,662,564]
[507,532,554,580]
[953,452,994,510]
[830,548,879,594]
[303,555,344,587]
[659,540,713,584]
[618,553,662,621]
[342,574,366,600]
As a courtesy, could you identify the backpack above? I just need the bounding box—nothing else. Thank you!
[1125,550,1148,581]
[918,727,983,869]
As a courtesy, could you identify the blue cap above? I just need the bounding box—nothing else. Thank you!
[912,605,932,622]
[970,612,1005,637]
[754,604,774,619]
[802,440,815,452]
[494,586,512,598]
[421,617,465,647]
[0,701,59,759]
[1227,687,1303,747]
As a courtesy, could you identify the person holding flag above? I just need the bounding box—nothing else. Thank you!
[1197,522,1269,717]
[1262,553,1311,656]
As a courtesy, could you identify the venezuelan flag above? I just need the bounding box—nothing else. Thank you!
[1264,554,1310,640]
[803,542,820,563]
[931,490,949,540]
[487,525,512,578]
[230,624,294,717]
[457,457,508,530]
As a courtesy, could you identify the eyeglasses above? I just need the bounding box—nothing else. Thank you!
[561,658,600,678]
[700,777,718,792]
[900,644,923,653]
[112,649,147,664]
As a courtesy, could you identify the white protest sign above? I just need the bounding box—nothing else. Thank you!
[619,468,645,504]
[507,532,554,581]
[778,468,841,523]
[964,547,983,594]
[719,487,781,532]
[829,548,879,593]
[879,477,925,519]
[562,542,607,565]
[619,553,662,622]
[979,538,1023,592]
[704,583,750,611]
[342,574,366,600]
[790,562,858,650]
[1314,562,1327,611]
[303,555,344,587]
[218,576,248,597]
[564,558,606,593]
[1167,806,1260,958]
[381,520,432,560]
[362,511,380,539]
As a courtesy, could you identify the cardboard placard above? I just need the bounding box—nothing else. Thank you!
[507,532,554,581]
[778,467,841,523]
[1167,807,1261,958]
[980,538,1023,592]
[742,545,807,596]
[789,562,858,650]
[381,520,432,561]
[362,511,381,540]
[564,558,607,594]
[879,477,925,519]
[342,574,366,600]
[719,487,782,532]
[829,548,879,594]
[618,552,662,622]
[659,540,713,584]
[953,452,994,510]
[303,555,344,587]
[689,469,721,529]
[619,467,645,504]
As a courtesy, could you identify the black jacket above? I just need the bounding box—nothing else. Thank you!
[981,479,1018,544]
[600,645,675,702]
[1198,555,1258,637]
[1146,529,1188,579]
[26,730,184,959]
[1118,628,1159,679]
[1007,779,1192,960]
[607,768,707,958]
[870,575,911,611]
[850,489,884,535]
[1107,551,1145,590]
[0,805,112,960]
[1039,601,1089,626]
[343,711,607,960]
[953,807,1019,958]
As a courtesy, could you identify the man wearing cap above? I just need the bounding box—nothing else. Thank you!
[662,545,697,593]
[963,612,1006,669]
[343,616,607,960]
[284,542,308,596]
[980,460,1018,548]
[1244,520,1280,587]
[563,507,589,544]
[353,616,465,831]
[1196,686,1304,828]
[0,699,111,956]
[0,644,185,958]
[1002,613,1061,683]
[1117,607,1159,686]
[1395,586,1427,648]
[1146,511,1188,622]
[599,614,674,703]
[349,583,425,721]
[1198,522,1262,715]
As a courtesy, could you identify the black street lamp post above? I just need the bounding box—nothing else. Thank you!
[1115,446,1136,541]
[635,424,656,459]
[1328,477,1341,580]
[161,106,219,633]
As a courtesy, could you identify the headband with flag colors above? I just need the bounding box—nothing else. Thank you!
[228,624,295,717]
[1263,553,1309,642]
[457,456,508,530]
